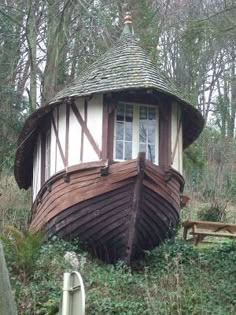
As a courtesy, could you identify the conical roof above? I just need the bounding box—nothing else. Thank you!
[50,33,182,105]
[14,18,204,189]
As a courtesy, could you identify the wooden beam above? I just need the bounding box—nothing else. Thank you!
[108,102,115,163]
[101,102,109,159]
[159,104,171,166]
[51,115,66,167]
[125,152,145,265]
[71,101,101,159]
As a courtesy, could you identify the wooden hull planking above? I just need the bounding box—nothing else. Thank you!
[31,156,184,264]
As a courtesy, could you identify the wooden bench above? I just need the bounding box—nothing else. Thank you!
[183,220,236,245]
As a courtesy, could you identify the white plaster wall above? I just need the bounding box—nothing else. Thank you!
[32,95,103,198]
[68,99,83,166]
[171,103,183,174]
[50,119,56,176]
[56,104,66,172]
[32,136,41,201]
[83,95,103,162]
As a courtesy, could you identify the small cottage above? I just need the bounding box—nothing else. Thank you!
[15,13,204,264]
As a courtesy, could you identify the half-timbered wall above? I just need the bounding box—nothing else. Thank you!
[32,95,103,200]
[171,102,183,174]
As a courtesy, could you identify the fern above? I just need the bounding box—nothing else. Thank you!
[1,225,43,283]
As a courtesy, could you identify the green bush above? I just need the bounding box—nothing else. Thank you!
[198,203,226,222]
[1,226,43,283]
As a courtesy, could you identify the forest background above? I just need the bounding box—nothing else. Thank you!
[0,0,236,314]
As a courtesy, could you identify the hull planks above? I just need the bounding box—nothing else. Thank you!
[31,154,184,264]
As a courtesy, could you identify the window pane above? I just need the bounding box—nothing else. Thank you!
[148,108,156,120]
[125,121,132,141]
[116,141,123,159]
[125,142,132,160]
[125,105,133,122]
[148,145,155,162]
[116,121,124,140]
[148,124,155,144]
[139,106,156,162]
[140,106,147,120]
[139,122,147,143]
[117,104,125,121]
[45,131,51,180]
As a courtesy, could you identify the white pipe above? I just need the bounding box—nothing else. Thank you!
[61,272,71,315]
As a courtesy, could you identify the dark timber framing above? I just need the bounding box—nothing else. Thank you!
[102,102,109,159]
[51,114,66,167]
[125,152,145,264]
[40,115,51,186]
[71,101,101,159]
[159,103,171,167]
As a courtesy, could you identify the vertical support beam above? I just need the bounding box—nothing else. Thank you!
[159,103,171,167]
[101,102,109,159]
[108,99,116,163]
[52,115,66,167]
[125,152,145,265]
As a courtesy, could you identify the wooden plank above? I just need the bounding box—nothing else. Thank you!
[101,102,109,159]
[67,160,108,174]
[31,177,136,228]
[34,160,136,219]
[159,104,171,166]
[71,101,101,158]
[143,179,179,210]
[107,102,115,163]
[190,231,236,238]
[183,220,236,231]
[47,183,133,230]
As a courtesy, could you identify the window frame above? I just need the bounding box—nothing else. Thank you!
[114,102,159,164]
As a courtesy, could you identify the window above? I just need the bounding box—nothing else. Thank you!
[115,104,133,160]
[114,103,158,163]
[139,106,156,162]
[45,130,51,181]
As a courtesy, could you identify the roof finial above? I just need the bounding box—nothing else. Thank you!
[122,7,134,35]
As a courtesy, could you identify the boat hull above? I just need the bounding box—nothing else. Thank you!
[31,157,184,264]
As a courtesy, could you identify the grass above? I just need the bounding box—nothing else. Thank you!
[0,175,31,233]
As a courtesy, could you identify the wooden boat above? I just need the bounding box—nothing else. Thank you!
[30,153,184,263]
[14,12,204,264]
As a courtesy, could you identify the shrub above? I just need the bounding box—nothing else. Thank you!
[198,202,226,222]
[1,226,43,283]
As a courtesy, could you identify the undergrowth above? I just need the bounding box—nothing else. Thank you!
[3,236,236,315]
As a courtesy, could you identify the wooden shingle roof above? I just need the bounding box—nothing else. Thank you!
[50,34,187,106]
